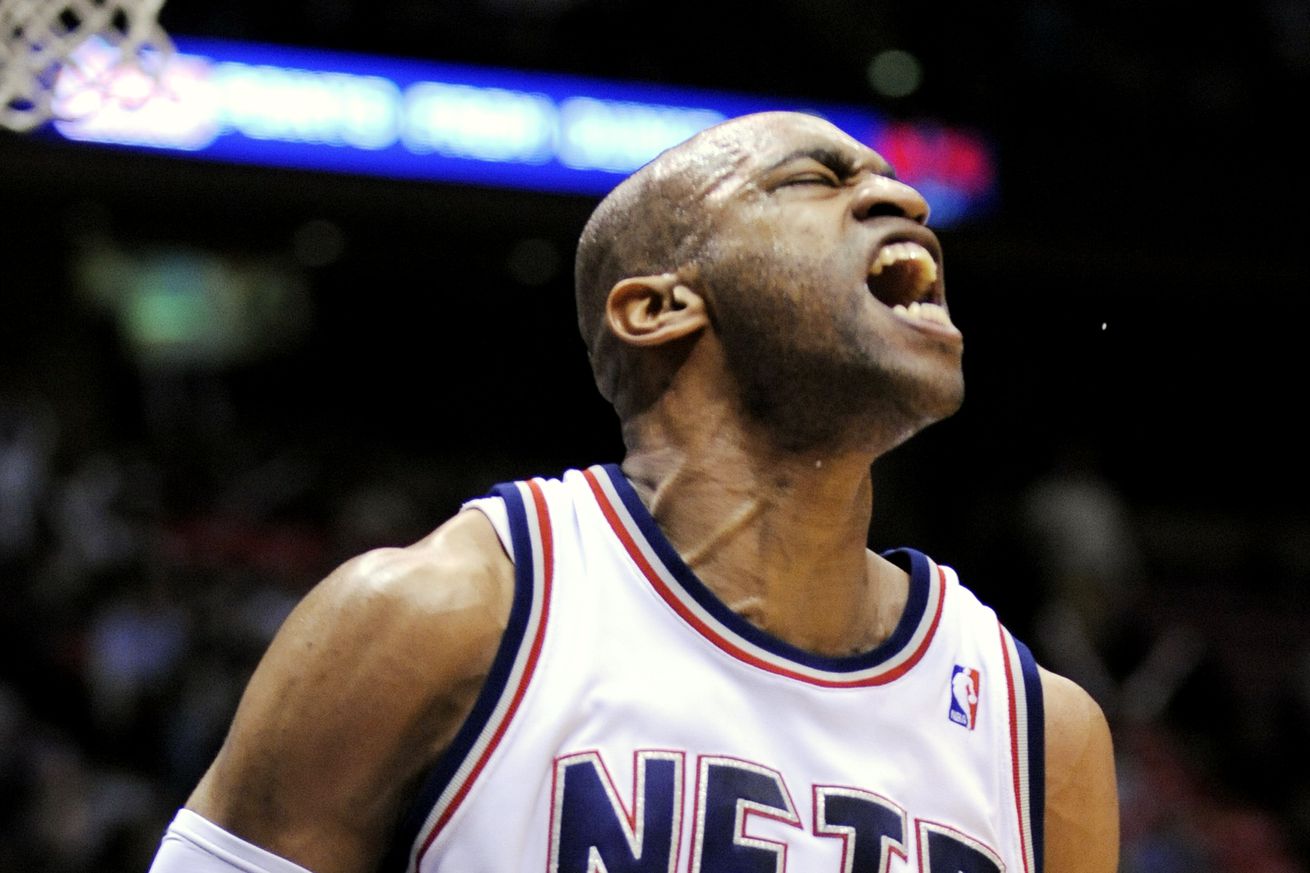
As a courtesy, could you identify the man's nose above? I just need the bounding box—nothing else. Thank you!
[851,174,931,225]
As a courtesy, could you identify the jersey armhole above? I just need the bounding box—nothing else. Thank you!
[382,481,550,873]
[1001,629,1046,873]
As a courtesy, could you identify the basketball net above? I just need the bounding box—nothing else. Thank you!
[0,0,174,132]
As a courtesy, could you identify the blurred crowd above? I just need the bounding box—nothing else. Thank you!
[0,393,464,872]
[1,392,1307,872]
[1019,452,1310,873]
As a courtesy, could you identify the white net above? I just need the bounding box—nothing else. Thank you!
[0,0,173,131]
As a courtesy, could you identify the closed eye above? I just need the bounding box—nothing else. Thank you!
[778,171,839,188]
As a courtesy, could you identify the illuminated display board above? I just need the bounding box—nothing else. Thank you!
[49,37,996,225]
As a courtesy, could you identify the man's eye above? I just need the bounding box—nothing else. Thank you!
[781,174,837,187]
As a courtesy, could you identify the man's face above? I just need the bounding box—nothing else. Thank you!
[688,112,965,454]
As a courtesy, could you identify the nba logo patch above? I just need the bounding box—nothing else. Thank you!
[949,665,981,730]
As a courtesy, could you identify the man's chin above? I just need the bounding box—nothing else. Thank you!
[865,376,965,456]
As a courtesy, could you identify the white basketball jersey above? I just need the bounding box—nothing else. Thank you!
[381,465,1044,873]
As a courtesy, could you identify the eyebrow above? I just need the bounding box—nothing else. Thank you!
[762,145,898,181]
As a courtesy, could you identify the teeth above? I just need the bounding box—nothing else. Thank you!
[869,241,938,295]
[890,301,957,331]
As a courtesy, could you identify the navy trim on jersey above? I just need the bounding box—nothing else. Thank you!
[380,482,538,873]
[599,463,932,675]
[1014,636,1045,873]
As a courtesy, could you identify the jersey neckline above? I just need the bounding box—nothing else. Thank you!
[583,464,947,687]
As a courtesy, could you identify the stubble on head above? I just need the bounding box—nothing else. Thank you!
[573,126,750,418]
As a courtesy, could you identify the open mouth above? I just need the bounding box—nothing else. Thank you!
[866,241,956,331]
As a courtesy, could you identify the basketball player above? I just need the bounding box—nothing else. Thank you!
[148,111,1118,873]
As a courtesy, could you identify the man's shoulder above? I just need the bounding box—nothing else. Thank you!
[1038,666,1113,767]
[317,508,516,667]
[338,508,512,598]
[1038,666,1119,873]
[185,509,517,870]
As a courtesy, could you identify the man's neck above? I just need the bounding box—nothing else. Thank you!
[620,426,909,658]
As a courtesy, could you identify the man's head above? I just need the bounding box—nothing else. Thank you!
[575,111,964,455]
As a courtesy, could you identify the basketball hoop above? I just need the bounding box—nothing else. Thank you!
[0,0,174,132]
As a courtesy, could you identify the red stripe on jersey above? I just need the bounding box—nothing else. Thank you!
[415,479,555,865]
[999,622,1033,873]
[583,467,943,688]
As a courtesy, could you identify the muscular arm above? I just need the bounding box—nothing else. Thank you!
[1041,667,1120,873]
[185,509,515,873]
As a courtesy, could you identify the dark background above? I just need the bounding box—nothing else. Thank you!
[1,1,1308,871]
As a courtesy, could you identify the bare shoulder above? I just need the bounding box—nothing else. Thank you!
[188,508,515,873]
[1039,667,1120,873]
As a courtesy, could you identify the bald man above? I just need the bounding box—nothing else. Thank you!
[149,112,1118,873]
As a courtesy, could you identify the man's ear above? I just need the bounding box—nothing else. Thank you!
[605,273,708,348]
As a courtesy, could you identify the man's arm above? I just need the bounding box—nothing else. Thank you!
[1040,667,1120,873]
[177,508,515,873]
